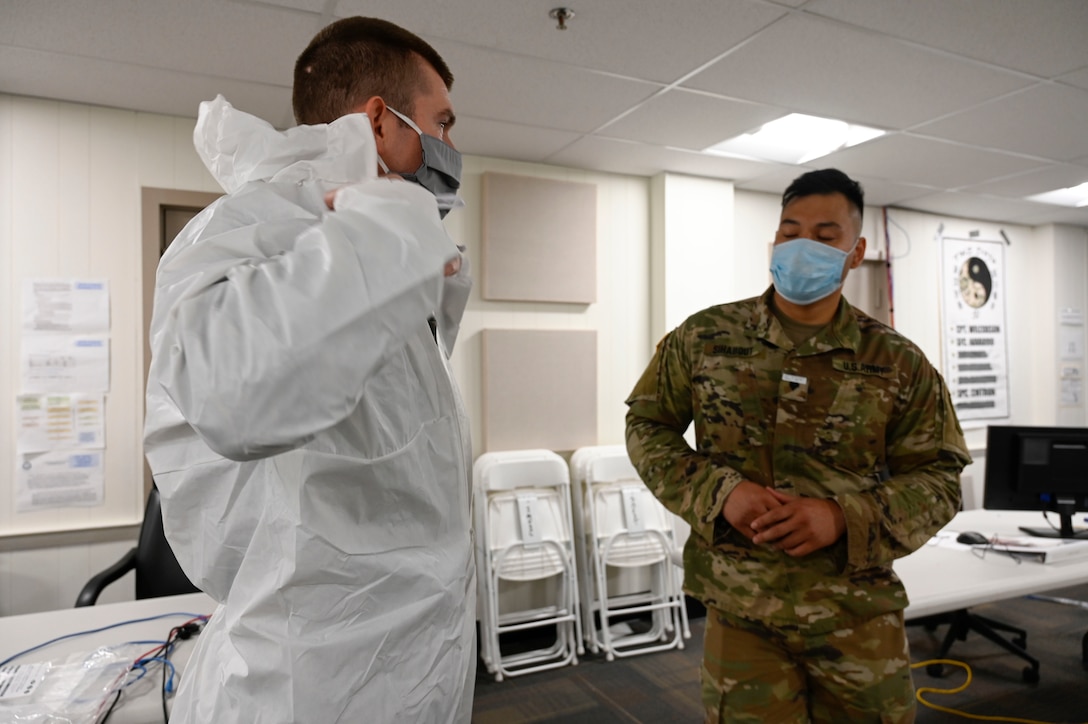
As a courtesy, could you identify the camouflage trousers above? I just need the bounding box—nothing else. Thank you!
[701,608,915,724]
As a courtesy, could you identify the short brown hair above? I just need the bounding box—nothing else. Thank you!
[292,17,453,125]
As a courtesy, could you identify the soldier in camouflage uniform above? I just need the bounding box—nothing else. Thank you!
[625,169,970,723]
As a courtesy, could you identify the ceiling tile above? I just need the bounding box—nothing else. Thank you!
[736,167,936,208]
[804,0,1088,77]
[1013,206,1088,227]
[547,136,782,180]
[439,41,660,134]
[913,84,1088,162]
[732,167,807,196]
[543,137,668,177]
[1060,67,1088,92]
[597,89,786,151]
[681,13,1033,129]
[0,46,293,126]
[229,0,328,11]
[1,0,1087,229]
[959,164,1088,199]
[0,0,316,86]
[452,116,581,163]
[815,134,1047,189]
[837,176,936,208]
[898,191,1061,225]
[335,0,787,84]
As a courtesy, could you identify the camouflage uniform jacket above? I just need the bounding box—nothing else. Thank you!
[625,288,970,634]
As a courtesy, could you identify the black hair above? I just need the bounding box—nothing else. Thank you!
[781,168,865,219]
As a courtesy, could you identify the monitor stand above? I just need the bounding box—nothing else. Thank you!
[1019,503,1088,539]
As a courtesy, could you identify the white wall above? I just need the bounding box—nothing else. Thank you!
[0,94,221,614]
[2,93,1085,615]
[445,156,651,457]
[649,174,734,343]
[1045,223,1088,428]
[732,189,781,300]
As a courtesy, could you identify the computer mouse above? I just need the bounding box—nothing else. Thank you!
[956,531,989,546]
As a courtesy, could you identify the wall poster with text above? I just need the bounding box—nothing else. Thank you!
[939,237,1010,422]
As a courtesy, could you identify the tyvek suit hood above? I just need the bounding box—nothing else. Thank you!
[144,97,474,723]
[194,94,377,193]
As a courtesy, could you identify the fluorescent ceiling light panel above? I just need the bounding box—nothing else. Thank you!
[704,113,885,165]
[1025,181,1088,207]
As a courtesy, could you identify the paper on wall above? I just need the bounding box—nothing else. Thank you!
[22,278,110,333]
[16,450,104,512]
[20,336,109,394]
[938,237,1010,421]
[16,394,105,453]
[1059,325,1085,360]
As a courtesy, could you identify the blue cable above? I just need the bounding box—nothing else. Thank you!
[124,662,152,686]
[134,656,178,693]
[0,612,208,667]
[98,644,182,700]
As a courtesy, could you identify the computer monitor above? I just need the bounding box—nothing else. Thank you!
[983,425,1088,539]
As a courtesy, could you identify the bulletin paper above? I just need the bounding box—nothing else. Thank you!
[938,237,1010,421]
[16,278,111,512]
[16,394,105,453]
[19,336,110,394]
[1059,308,1084,408]
[16,450,104,512]
[22,278,109,332]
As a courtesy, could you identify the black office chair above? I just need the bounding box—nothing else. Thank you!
[911,608,1040,683]
[75,485,200,606]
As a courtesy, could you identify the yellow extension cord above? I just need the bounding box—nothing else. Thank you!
[910,659,1086,724]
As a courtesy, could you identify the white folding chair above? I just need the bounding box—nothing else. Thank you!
[571,445,690,660]
[569,445,608,650]
[473,449,582,681]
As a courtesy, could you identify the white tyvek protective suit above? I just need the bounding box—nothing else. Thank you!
[143,96,475,724]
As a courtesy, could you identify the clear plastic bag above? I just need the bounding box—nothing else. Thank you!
[0,643,151,724]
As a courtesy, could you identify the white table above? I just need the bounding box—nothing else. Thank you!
[0,592,216,724]
[895,509,1088,681]
[896,509,1088,620]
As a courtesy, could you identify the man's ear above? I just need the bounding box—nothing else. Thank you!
[355,96,390,162]
[851,237,867,268]
[357,96,388,139]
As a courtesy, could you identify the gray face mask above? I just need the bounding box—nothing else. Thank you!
[378,106,463,218]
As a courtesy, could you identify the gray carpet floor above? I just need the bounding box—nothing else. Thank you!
[472,584,1088,723]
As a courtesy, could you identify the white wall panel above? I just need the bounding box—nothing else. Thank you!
[0,96,14,548]
[136,112,180,190]
[481,172,597,303]
[90,104,144,528]
[732,189,779,301]
[1041,223,1088,428]
[6,98,63,536]
[0,94,209,614]
[650,174,734,343]
[5,548,57,615]
[448,155,651,458]
[0,537,137,615]
[56,103,91,275]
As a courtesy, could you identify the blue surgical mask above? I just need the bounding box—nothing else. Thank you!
[378,106,463,218]
[770,237,859,305]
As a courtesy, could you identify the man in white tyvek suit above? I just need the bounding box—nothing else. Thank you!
[143,17,475,723]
